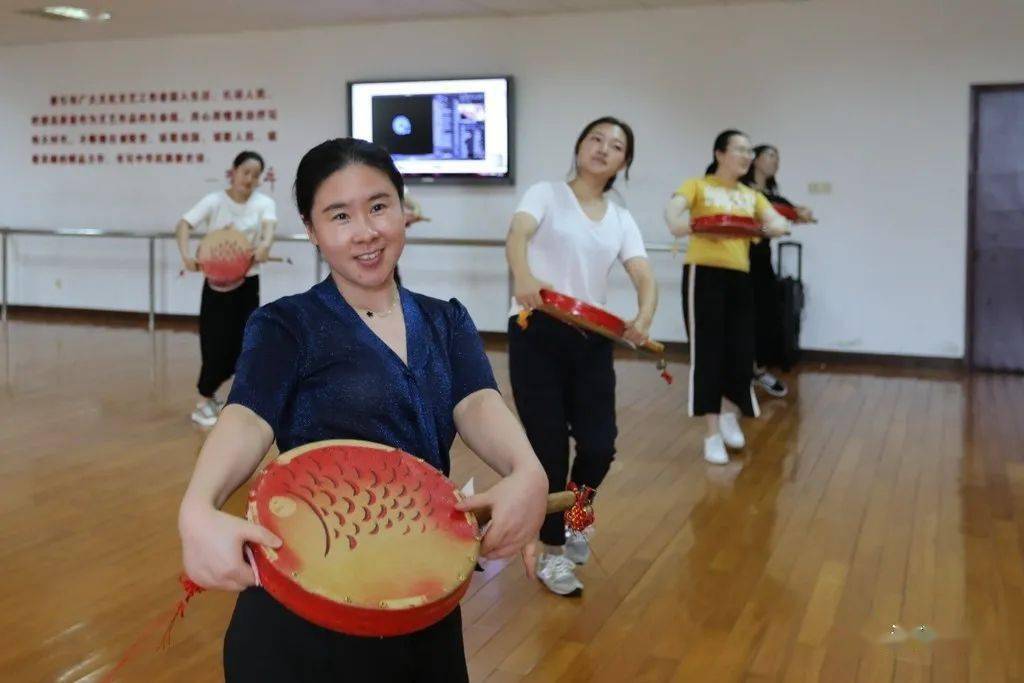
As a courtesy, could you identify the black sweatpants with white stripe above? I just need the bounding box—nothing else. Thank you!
[682,264,759,418]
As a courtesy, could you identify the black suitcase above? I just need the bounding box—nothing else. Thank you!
[776,241,804,370]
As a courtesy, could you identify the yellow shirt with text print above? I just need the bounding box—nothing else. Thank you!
[677,175,772,272]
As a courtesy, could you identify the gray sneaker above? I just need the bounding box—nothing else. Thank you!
[564,531,591,565]
[536,553,583,597]
[190,399,220,428]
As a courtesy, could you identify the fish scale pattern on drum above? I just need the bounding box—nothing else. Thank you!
[247,441,481,636]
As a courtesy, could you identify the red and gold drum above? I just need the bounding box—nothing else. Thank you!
[195,226,254,291]
[247,440,479,637]
[535,289,665,355]
[690,214,763,238]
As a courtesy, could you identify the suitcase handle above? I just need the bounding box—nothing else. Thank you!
[776,240,802,281]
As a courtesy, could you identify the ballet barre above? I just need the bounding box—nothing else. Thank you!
[0,226,677,332]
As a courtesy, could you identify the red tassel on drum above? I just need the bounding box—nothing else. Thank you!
[656,358,673,385]
[564,482,596,534]
[160,575,205,649]
[100,575,206,682]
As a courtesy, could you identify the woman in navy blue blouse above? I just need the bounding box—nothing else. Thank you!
[177,138,548,682]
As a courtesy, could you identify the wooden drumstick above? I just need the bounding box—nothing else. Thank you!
[641,339,665,354]
[181,255,291,277]
[472,490,577,527]
[196,254,292,265]
[616,336,665,356]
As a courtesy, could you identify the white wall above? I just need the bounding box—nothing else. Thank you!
[2,0,1022,356]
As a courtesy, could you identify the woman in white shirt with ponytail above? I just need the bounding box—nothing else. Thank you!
[505,116,658,596]
[175,150,277,427]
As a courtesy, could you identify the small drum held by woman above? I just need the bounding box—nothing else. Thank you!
[192,225,258,291]
[518,289,671,382]
[244,439,580,637]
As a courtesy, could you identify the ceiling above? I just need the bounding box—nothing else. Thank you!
[0,0,801,46]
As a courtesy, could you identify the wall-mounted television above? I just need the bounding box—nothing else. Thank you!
[348,76,513,185]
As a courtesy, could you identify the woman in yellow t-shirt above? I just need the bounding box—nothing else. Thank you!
[664,130,789,465]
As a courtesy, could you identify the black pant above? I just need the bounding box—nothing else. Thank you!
[508,312,617,547]
[197,276,259,398]
[749,240,785,369]
[223,588,469,682]
[682,264,759,418]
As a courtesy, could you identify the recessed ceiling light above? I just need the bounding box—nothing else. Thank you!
[40,6,111,22]
[42,6,91,21]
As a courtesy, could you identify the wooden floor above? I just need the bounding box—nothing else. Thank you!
[1,314,1023,682]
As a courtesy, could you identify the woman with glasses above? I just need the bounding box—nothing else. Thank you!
[663,130,789,465]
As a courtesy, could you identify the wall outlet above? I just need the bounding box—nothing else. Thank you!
[55,278,62,289]
[808,181,832,194]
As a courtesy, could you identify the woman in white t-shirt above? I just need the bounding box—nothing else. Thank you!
[175,150,278,427]
[505,117,658,596]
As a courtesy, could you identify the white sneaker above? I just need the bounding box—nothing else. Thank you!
[564,531,591,565]
[190,399,220,428]
[704,434,729,465]
[536,553,583,596]
[755,371,788,398]
[719,412,745,449]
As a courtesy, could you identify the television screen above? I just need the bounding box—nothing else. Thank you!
[348,76,513,184]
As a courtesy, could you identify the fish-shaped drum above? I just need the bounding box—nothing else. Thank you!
[247,440,480,637]
[536,289,665,356]
[196,226,254,291]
